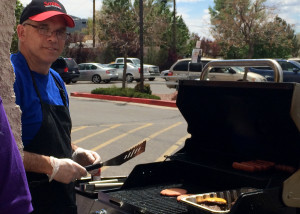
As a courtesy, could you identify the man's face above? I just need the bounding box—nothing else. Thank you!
[19,16,67,66]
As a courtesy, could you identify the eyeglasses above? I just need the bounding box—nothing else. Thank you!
[23,23,70,40]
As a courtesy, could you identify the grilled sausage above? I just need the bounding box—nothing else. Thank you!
[160,188,187,196]
[241,161,264,171]
[246,160,273,171]
[275,164,296,173]
[255,160,275,168]
[232,162,256,172]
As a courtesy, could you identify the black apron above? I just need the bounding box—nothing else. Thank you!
[25,71,76,214]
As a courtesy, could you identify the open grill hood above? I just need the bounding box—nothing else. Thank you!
[177,81,300,166]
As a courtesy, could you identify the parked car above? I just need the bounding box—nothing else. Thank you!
[106,63,151,82]
[249,59,300,83]
[165,58,216,88]
[75,63,118,84]
[199,67,267,82]
[166,58,266,89]
[160,70,170,80]
[51,57,80,84]
[288,58,300,63]
[115,57,159,80]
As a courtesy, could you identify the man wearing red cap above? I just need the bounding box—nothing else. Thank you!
[10,1,101,213]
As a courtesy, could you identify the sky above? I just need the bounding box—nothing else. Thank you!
[19,0,300,39]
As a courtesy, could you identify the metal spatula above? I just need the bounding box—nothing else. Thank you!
[85,140,146,171]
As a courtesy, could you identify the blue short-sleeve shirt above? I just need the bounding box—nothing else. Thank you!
[11,52,69,147]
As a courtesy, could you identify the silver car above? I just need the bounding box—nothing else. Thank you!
[115,57,159,80]
[166,58,266,88]
[107,63,151,82]
[76,63,118,84]
[203,67,267,82]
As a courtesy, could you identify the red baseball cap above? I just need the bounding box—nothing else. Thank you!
[20,0,75,28]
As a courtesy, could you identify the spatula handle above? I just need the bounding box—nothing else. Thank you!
[85,162,103,171]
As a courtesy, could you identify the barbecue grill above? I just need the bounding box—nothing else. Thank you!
[76,61,300,214]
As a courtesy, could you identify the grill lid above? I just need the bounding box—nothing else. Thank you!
[176,81,300,166]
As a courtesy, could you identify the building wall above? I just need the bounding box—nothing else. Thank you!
[0,0,23,157]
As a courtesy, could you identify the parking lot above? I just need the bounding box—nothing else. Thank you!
[66,78,188,177]
[66,76,177,94]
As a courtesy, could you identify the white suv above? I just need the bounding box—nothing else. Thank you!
[115,57,159,80]
[107,63,151,82]
[165,58,215,88]
[166,58,266,89]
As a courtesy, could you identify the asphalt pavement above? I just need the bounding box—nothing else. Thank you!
[68,81,189,177]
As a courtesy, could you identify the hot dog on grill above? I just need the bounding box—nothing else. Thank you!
[233,159,296,174]
[232,162,256,172]
[275,164,296,173]
[232,160,276,172]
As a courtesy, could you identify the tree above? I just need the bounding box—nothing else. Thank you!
[11,0,23,53]
[97,0,191,84]
[155,8,190,69]
[133,0,171,66]
[98,0,139,89]
[62,32,98,64]
[296,33,300,57]
[94,0,192,73]
[209,0,270,58]
[209,0,298,59]
[252,16,299,58]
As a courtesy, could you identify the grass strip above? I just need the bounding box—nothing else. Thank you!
[91,87,161,100]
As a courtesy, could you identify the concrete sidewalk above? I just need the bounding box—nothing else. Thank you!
[70,92,177,108]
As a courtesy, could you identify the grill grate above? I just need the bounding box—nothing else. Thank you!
[107,184,188,214]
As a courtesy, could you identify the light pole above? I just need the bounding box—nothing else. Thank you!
[172,0,176,55]
[139,0,144,90]
[93,0,95,48]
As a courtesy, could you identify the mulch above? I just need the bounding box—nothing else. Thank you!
[153,92,178,101]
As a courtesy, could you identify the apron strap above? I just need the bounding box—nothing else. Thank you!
[30,70,68,107]
[30,71,43,103]
[50,71,68,107]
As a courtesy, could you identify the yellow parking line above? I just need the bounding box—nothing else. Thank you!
[101,166,108,171]
[143,122,183,142]
[91,123,153,152]
[72,126,88,133]
[101,123,183,172]
[155,134,191,162]
[72,124,121,145]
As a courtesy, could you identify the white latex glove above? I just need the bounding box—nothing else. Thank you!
[48,156,87,184]
[72,147,101,175]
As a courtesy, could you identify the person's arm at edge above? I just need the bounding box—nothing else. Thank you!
[23,145,87,175]
[23,151,53,175]
[72,143,78,153]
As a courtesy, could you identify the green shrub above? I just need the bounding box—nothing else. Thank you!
[134,83,152,95]
[91,86,160,100]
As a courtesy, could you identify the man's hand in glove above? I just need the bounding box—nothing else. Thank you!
[72,147,101,175]
[48,156,87,184]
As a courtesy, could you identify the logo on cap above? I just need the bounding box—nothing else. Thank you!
[44,2,62,10]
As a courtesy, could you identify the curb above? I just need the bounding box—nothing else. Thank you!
[70,92,177,108]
